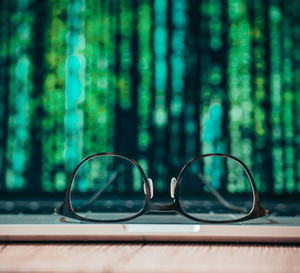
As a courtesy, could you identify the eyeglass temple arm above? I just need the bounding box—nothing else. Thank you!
[75,172,118,211]
[197,173,248,213]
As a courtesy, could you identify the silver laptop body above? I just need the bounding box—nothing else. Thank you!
[1,211,300,242]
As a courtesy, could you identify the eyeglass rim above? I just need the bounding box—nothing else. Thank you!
[54,152,151,223]
[54,152,268,224]
[173,153,268,223]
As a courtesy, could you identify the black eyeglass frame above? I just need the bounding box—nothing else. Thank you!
[55,152,268,224]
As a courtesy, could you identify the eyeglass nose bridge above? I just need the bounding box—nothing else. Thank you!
[143,177,177,199]
[170,177,177,198]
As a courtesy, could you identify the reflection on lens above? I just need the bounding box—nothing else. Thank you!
[71,155,146,221]
[179,155,253,222]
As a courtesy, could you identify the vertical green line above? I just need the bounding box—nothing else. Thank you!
[170,0,186,164]
[252,0,267,193]
[199,0,224,190]
[137,0,152,154]
[153,0,168,191]
[107,0,117,153]
[84,0,100,157]
[137,0,152,189]
[0,0,10,191]
[199,0,210,156]
[202,0,224,153]
[282,1,295,193]
[64,0,86,187]
[6,0,33,191]
[118,0,133,110]
[227,0,252,193]
[292,1,300,193]
[42,0,68,192]
[269,0,284,194]
[5,0,17,191]
[169,0,185,166]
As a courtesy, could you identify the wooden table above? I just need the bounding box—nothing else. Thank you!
[0,242,299,273]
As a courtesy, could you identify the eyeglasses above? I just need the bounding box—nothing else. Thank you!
[55,153,268,224]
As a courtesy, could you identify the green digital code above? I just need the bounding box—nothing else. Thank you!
[0,0,299,196]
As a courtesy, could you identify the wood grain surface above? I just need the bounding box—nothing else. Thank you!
[0,243,299,273]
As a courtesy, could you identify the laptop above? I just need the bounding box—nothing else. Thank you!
[1,186,300,242]
[1,0,300,242]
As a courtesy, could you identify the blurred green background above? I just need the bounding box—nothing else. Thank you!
[0,0,299,197]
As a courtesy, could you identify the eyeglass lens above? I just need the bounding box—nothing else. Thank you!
[179,155,253,221]
[70,155,146,221]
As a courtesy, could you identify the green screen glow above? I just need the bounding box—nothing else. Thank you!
[0,0,299,196]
